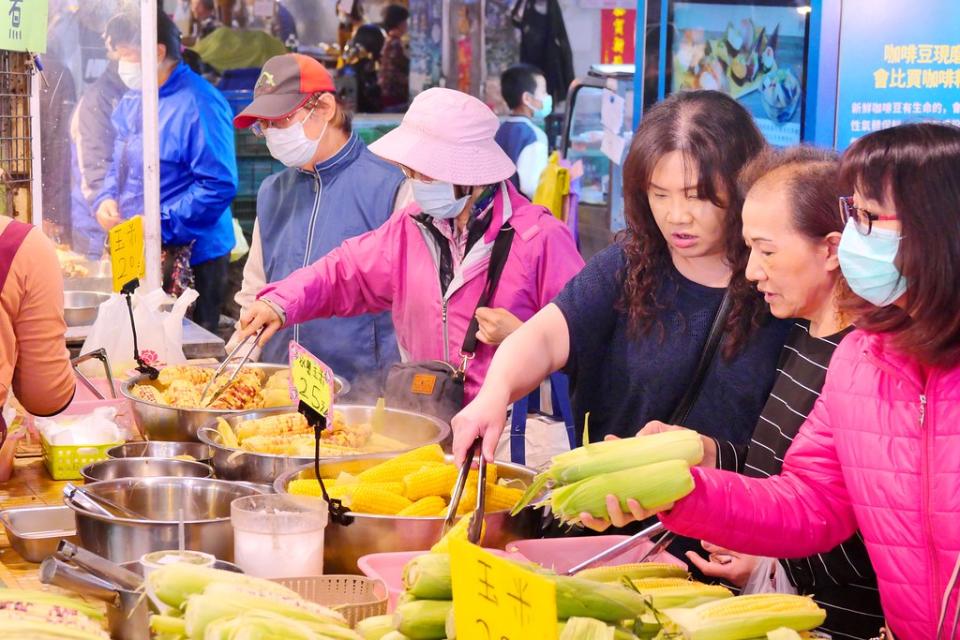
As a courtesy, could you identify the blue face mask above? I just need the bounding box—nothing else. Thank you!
[533,94,553,120]
[837,219,908,306]
[412,179,471,220]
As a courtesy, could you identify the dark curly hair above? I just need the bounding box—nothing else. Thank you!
[620,90,767,358]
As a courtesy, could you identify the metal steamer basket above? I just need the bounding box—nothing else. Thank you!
[119,362,349,442]
[65,477,264,563]
[274,455,541,574]
[197,405,451,484]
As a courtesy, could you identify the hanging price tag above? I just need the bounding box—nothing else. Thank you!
[450,540,557,640]
[108,216,145,293]
[288,341,335,424]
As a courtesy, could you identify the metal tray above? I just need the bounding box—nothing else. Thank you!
[0,505,79,563]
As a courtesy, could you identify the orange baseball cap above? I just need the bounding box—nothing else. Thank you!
[234,54,337,129]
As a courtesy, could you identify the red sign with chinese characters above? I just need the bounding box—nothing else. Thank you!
[600,8,636,65]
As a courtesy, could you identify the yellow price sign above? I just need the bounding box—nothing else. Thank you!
[289,342,334,419]
[108,216,145,292]
[450,539,557,640]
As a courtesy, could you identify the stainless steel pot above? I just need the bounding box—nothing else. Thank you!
[119,363,350,442]
[107,441,215,464]
[274,455,541,574]
[80,457,213,483]
[197,405,451,484]
[64,291,110,327]
[66,477,264,563]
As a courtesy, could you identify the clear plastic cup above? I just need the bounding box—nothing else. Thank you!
[230,494,328,578]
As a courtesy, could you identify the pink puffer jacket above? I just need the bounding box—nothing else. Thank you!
[258,182,584,401]
[661,329,960,639]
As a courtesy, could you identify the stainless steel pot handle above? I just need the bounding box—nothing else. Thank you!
[197,426,222,444]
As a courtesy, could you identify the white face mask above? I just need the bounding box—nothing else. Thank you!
[263,112,328,168]
[118,59,142,90]
[412,180,471,219]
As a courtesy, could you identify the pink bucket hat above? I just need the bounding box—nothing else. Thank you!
[369,88,516,186]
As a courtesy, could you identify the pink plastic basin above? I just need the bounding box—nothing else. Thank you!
[503,535,687,573]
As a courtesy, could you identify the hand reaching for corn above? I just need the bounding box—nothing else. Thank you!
[638,421,718,468]
[579,494,665,532]
[685,541,759,588]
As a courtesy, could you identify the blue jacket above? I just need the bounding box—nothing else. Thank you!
[257,132,403,383]
[95,62,237,265]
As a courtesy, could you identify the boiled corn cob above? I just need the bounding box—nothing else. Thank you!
[235,413,309,440]
[576,562,688,582]
[131,384,163,403]
[158,365,214,387]
[629,578,733,609]
[547,459,695,525]
[356,615,395,640]
[209,380,260,410]
[0,590,108,639]
[0,589,104,622]
[288,478,405,499]
[483,483,524,512]
[431,514,484,552]
[403,465,458,501]
[358,461,442,484]
[240,434,359,457]
[163,379,203,408]
[349,485,413,515]
[393,600,451,640]
[402,553,452,599]
[514,430,703,512]
[559,617,614,640]
[663,594,826,640]
[357,445,445,482]
[398,496,447,517]
[216,418,240,448]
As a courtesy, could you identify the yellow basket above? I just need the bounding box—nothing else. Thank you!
[40,434,124,481]
[274,575,388,627]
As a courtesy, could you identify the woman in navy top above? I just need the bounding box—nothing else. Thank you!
[454,90,789,459]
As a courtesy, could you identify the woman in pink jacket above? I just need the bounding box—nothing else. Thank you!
[237,87,583,406]
[591,123,960,638]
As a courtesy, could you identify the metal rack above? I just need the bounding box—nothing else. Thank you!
[0,51,33,221]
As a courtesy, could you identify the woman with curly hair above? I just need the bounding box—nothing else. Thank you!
[453,89,789,461]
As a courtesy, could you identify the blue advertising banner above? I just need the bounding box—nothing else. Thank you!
[835,0,960,150]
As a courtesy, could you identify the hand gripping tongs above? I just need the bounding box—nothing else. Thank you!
[198,328,264,407]
[441,438,488,544]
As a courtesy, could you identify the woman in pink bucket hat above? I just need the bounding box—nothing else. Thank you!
[237,88,584,412]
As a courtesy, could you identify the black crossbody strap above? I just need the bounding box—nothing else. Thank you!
[669,288,733,425]
[460,224,516,357]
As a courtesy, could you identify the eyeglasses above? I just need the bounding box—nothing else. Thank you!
[250,107,314,138]
[838,196,900,236]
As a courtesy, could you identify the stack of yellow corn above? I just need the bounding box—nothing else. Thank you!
[512,430,704,525]
[285,444,526,518]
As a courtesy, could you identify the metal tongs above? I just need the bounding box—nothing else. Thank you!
[564,521,676,575]
[71,348,118,400]
[442,438,487,544]
[63,483,145,520]
[198,328,264,407]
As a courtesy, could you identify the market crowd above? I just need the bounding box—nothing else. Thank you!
[3,5,960,640]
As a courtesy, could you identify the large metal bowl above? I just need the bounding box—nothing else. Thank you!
[274,455,541,574]
[120,363,349,442]
[198,405,451,484]
[66,477,264,564]
[80,457,213,483]
[107,441,215,464]
[64,291,110,327]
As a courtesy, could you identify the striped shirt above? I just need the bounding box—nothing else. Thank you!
[715,322,885,639]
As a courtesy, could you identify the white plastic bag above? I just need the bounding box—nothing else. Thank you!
[35,407,122,446]
[80,288,198,376]
[740,557,799,595]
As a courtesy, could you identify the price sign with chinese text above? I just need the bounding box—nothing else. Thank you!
[108,216,145,292]
[450,540,557,640]
[288,341,335,421]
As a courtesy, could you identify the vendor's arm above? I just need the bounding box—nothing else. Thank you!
[9,229,75,415]
[160,103,238,245]
[226,221,267,356]
[659,393,857,559]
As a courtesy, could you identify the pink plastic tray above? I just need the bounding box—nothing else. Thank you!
[504,535,687,573]
[358,549,528,611]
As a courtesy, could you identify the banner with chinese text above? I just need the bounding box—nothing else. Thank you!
[835,0,960,149]
[600,8,635,65]
[0,0,47,53]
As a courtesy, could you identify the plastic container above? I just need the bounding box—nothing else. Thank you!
[38,400,133,480]
[274,575,388,626]
[504,535,687,573]
[231,494,328,578]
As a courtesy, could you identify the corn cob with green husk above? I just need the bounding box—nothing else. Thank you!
[393,600,452,640]
[575,562,688,582]
[402,553,453,599]
[513,430,703,514]
[0,589,105,622]
[663,594,827,640]
[546,459,695,525]
[147,563,304,609]
[201,609,362,640]
[559,619,641,640]
[628,578,733,609]
[356,615,395,640]
[0,589,109,639]
[559,617,616,640]
[766,629,804,640]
